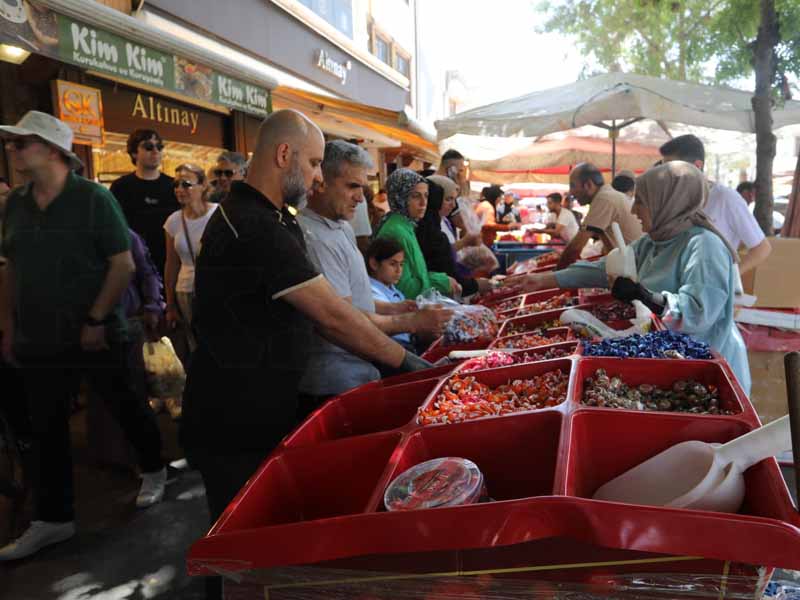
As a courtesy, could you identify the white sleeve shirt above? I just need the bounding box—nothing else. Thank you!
[556,208,579,242]
[704,183,765,250]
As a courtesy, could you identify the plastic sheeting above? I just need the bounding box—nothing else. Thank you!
[435,73,800,140]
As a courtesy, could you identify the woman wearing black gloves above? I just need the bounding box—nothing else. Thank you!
[417,177,492,296]
[503,162,749,394]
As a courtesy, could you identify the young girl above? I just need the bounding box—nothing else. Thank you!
[366,238,416,353]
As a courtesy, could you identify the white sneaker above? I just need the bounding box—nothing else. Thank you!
[136,467,166,508]
[0,520,76,561]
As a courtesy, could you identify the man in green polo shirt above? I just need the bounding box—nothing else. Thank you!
[0,112,165,561]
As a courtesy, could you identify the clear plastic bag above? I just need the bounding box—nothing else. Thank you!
[417,290,499,346]
[142,336,187,398]
[456,197,482,234]
[457,245,499,275]
[560,301,652,340]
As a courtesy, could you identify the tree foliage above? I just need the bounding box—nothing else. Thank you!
[537,0,800,95]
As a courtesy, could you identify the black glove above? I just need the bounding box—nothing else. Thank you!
[611,277,666,315]
[399,350,433,373]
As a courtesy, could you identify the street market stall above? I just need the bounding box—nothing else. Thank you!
[186,258,800,599]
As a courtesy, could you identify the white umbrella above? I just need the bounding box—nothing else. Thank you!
[436,72,800,175]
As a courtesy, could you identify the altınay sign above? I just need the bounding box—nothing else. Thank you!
[315,49,351,85]
[0,5,270,117]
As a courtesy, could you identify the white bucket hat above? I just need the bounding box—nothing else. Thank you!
[0,111,83,170]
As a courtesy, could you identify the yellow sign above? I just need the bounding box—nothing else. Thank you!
[52,80,105,146]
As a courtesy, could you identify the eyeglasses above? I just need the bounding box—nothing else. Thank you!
[173,180,197,189]
[140,141,164,152]
[213,169,237,178]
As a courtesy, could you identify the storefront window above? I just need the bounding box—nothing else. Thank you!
[299,0,354,38]
[93,132,223,187]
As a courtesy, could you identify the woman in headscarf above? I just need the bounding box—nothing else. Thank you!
[506,162,750,392]
[416,176,492,297]
[374,168,461,299]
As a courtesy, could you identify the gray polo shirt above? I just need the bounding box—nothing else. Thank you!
[297,207,381,396]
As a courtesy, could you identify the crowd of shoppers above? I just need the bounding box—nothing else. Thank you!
[0,105,774,600]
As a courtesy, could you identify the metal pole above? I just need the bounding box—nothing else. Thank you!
[611,120,617,177]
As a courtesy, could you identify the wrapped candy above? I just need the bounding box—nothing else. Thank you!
[592,300,637,322]
[582,330,713,359]
[582,369,733,415]
[460,352,517,373]
[417,371,568,425]
[496,332,567,350]
[418,289,499,346]
[505,319,562,336]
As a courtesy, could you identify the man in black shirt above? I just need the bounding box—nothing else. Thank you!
[110,129,179,277]
[182,109,430,600]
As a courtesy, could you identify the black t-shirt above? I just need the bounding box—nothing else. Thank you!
[180,181,321,452]
[110,172,179,276]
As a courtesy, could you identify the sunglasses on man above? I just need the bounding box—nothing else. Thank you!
[213,168,238,178]
[140,141,165,152]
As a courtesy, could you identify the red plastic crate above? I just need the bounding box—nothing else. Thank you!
[188,349,800,598]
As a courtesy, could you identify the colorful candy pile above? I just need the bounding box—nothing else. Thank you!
[582,369,734,415]
[517,292,577,316]
[460,352,517,373]
[417,371,568,425]
[474,285,523,306]
[491,298,522,315]
[497,332,567,350]
[506,252,559,275]
[592,300,637,322]
[581,330,713,359]
[517,345,574,362]
[505,319,562,336]
[443,306,499,346]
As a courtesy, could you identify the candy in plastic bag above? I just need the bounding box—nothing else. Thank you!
[457,245,499,276]
[417,289,499,346]
[560,300,651,340]
[456,197,482,234]
[142,336,186,398]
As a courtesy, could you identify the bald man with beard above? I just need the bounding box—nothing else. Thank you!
[181,110,431,599]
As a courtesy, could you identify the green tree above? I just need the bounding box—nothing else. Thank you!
[537,0,800,235]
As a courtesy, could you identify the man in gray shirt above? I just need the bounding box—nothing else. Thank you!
[297,140,450,413]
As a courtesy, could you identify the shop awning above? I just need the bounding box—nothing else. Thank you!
[274,87,440,163]
[3,0,277,117]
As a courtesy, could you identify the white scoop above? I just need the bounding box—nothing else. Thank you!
[593,415,792,513]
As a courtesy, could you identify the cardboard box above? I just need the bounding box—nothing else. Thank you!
[747,350,790,424]
[741,237,800,309]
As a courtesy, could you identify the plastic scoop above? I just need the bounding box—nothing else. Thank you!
[593,415,792,513]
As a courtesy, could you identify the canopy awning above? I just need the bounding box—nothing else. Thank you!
[276,87,439,163]
[469,136,661,184]
[436,72,800,140]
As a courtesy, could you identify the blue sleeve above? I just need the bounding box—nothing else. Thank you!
[555,258,609,289]
[661,234,732,334]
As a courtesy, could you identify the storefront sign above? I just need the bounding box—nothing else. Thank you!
[0,4,270,117]
[315,49,351,85]
[97,79,225,148]
[214,74,269,115]
[60,20,173,88]
[52,80,105,145]
[131,93,199,134]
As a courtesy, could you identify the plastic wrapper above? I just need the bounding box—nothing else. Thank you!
[506,252,560,276]
[560,301,651,340]
[417,290,499,346]
[457,197,482,234]
[384,457,484,511]
[142,336,186,398]
[457,244,500,275]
